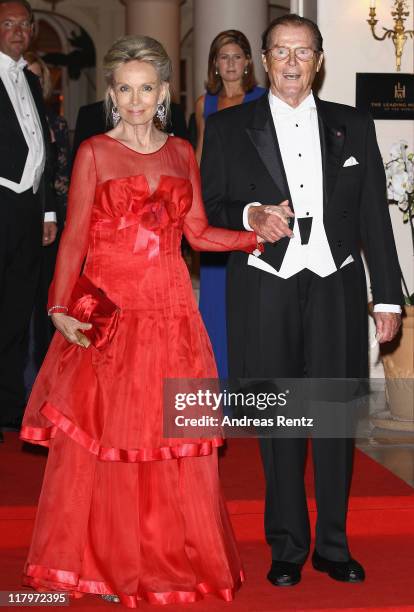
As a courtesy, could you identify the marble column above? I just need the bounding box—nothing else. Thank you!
[122,0,180,98]
[291,0,317,21]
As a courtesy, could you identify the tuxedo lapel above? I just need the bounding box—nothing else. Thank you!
[0,78,24,138]
[246,95,291,203]
[316,97,346,206]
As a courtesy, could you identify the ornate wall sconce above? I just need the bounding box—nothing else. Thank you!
[367,0,414,71]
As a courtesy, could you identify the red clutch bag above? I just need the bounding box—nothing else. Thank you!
[68,276,120,350]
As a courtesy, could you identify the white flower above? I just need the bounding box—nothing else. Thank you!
[407,172,414,194]
[390,140,408,161]
[390,142,403,160]
[391,171,409,199]
[401,141,409,162]
[386,159,404,174]
[386,141,414,206]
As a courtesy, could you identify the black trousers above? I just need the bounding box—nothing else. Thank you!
[0,187,42,426]
[24,235,58,392]
[227,262,369,564]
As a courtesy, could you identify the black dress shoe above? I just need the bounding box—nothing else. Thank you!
[267,560,302,587]
[312,550,365,582]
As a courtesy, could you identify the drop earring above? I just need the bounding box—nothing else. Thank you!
[112,105,120,125]
[156,103,166,127]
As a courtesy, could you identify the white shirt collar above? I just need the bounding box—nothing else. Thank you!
[0,51,27,72]
[268,90,316,115]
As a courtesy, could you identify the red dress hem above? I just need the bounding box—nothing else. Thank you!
[20,402,224,462]
[23,564,244,607]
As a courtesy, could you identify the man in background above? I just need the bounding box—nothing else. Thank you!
[0,0,57,440]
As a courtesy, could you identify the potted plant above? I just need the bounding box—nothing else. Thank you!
[373,140,414,431]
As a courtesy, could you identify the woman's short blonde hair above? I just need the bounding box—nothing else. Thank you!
[103,35,171,128]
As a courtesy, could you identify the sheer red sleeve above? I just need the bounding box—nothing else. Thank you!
[47,140,97,310]
[183,142,259,253]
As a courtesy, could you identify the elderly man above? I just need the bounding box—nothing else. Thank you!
[201,14,402,586]
[0,0,56,440]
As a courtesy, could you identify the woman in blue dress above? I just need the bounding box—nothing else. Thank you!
[195,30,265,378]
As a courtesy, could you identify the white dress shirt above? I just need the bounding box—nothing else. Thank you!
[244,91,400,314]
[0,52,55,223]
[273,91,343,277]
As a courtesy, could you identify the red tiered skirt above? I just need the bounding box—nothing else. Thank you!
[21,310,243,606]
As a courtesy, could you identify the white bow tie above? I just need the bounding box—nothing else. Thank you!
[275,104,316,117]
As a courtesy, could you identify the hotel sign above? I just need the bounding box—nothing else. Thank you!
[356,73,414,119]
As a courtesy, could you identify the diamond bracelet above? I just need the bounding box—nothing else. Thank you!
[48,305,68,316]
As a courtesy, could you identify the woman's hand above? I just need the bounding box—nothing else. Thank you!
[248,200,294,243]
[51,313,92,348]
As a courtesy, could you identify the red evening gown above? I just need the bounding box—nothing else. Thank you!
[20,134,258,607]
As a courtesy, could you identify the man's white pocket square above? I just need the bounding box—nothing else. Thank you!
[343,156,359,167]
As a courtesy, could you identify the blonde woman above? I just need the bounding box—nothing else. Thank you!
[21,36,263,606]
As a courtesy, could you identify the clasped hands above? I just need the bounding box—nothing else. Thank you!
[249,200,401,344]
[249,200,294,244]
[51,313,92,348]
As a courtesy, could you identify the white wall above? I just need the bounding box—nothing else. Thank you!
[317,0,414,299]
[317,0,414,375]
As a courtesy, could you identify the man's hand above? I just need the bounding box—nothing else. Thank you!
[51,313,92,348]
[248,201,294,243]
[373,312,402,343]
[43,221,58,246]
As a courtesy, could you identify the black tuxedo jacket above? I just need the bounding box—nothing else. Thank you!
[72,100,189,162]
[0,67,55,214]
[201,93,403,307]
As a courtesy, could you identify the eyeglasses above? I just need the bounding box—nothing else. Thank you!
[265,47,317,62]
